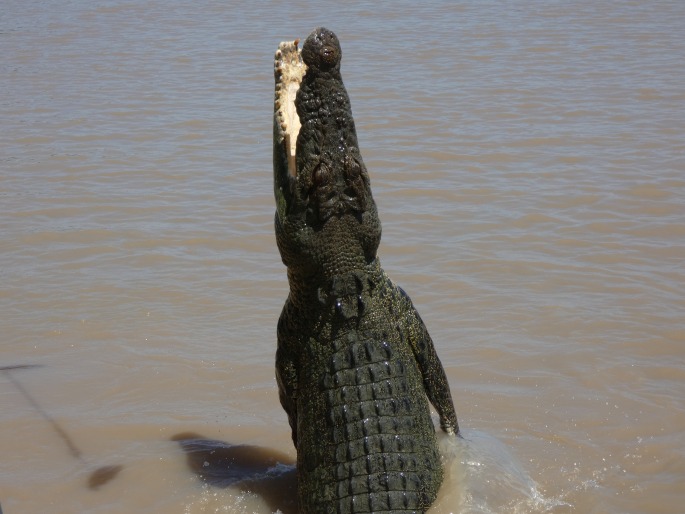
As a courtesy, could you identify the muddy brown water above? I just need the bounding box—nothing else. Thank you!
[2,1,684,513]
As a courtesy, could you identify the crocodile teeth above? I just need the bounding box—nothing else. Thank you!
[274,39,307,178]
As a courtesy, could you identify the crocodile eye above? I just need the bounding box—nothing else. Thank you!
[313,164,331,187]
[345,156,362,180]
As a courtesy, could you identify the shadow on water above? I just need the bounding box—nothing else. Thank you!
[2,361,564,514]
[171,431,298,513]
[1,364,122,491]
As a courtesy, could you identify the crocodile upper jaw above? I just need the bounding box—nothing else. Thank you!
[272,28,382,282]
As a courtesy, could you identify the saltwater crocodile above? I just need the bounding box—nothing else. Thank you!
[273,27,459,513]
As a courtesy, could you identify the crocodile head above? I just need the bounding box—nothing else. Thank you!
[273,28,381,285]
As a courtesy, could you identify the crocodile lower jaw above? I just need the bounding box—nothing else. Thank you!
[274,39,307,179]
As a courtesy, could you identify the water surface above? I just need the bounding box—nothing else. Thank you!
[2,1,684,513]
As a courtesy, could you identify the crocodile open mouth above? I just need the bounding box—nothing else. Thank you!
[274,39,307,179]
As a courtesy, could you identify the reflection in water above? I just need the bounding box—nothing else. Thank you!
[172,432,298,513]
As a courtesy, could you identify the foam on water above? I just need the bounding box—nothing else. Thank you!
[436,431,571,514]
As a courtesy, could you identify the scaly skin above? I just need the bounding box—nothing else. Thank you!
[273,28,459,513]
